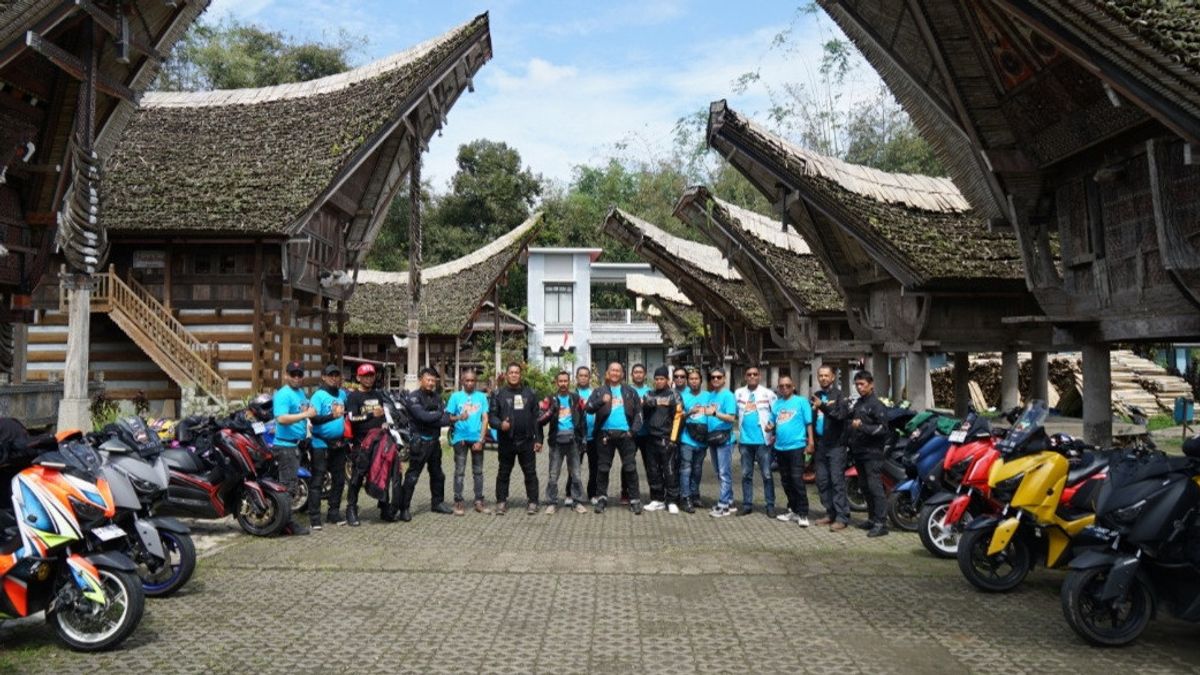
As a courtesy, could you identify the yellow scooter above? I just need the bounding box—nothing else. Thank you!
[956,401,1110,592]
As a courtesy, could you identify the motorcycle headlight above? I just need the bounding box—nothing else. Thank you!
[68,495,106,525]
[129,475,161,495]
[1110,499,1147,527]
[991,472,1025,503]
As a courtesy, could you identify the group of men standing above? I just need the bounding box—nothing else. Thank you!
[274,357,896,538]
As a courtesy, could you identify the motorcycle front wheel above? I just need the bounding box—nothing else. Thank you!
[887,491,921,532]
[845,476,868,512]
[237,489,291,537]
[1061,567,1153,646]
[140,530,197,598]
[51,568,145,652]
[957,525,1032,592]
[918,502,967,559]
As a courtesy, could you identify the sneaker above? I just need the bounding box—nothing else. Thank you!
[736,506,753,517]
[345,506,360,527]
[867,526,889,538]
[830,521,848,532]
[796,516,810,528]
[474,500,490,514]
[544,504,557,515]
[667,503,680,515]
[682,498,695,514]
[595,497,607,514]
[631,500,643,515]
[644,500,665,512]
[495,502,507,516]
[856,520,876,531]
[326,509,343,525]
[527,503,538,516]
[814,517,834,526]
[776,511,797,523]
[573,503,588,514]
[710,505,732,518]
[564,498,575,507]
[692,496,705,509]
[590,497,599,506]
[453,501,466,517]
[310,516,323,531]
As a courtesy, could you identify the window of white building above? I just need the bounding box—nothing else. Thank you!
[545,283,574,324]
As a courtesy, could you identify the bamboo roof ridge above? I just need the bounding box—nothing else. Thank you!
[625,273,692,306]
[104,13,490,235]
[344,212,541,337]
[616,210,740,281]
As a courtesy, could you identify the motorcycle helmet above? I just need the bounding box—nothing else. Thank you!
[107,416,164,457]
[249,393,275,423]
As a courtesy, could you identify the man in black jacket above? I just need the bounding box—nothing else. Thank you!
[586,362,644,514]
[811,365,851,532]
[846,370,891,537]
[344,364,388,526]
[396,367,452,522]
[542,371,586,514]
[489,363,543,515]
[642,366,683,513]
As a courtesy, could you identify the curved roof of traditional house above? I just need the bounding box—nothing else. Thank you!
[625,273,702,345]
[708,101,1024,287]
[345,212,541,337]
[104,13,490,238]
[675,186,843,314]
[601,207,771,329]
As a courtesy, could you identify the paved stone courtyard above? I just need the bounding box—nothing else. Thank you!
[3,449,1200,674]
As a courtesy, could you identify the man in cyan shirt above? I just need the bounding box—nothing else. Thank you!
[543,371,585,514]
[446,368,489,515]
[770,375,813,527]
[706,368,738,518]
[273,360,315,535]
[585,362,643,514]
[629,363,651,506]
[679,369,710,513]
[576,366,599,503]
[735,367,777,518]
[308,363,348,529]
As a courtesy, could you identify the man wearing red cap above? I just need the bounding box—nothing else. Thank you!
[344,363,389,526]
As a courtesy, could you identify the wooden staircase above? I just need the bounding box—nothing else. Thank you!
[61,265,229,404]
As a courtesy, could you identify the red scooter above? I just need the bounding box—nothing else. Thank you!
[156,400,292,537]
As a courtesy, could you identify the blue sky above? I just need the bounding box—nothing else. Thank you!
[205,1,876,190]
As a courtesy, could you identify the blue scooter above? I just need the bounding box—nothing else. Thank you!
[887,413,954,531]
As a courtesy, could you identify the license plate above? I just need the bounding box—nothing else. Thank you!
[949,430,967,443]
[252,421,266,434]
[91,524,126,542]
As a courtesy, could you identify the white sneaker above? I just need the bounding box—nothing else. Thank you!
[667,503,680,514]
[775,512,797,523]
[644,500,665,512]
[796,516,810,528]
[590,497,598,506]
[710,505,732,518]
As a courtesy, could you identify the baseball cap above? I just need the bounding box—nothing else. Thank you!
[356,363,376,376]
[286,361,304,375]
[322,363,341,376]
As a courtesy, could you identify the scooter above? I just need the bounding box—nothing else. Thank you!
[887,413,956,531]
[1061,443,1200,646]
[957,400,1111,592]
[157,398,292,537]
[0,432,145,651]
[917,412,1003,558]
[95,417,196,597]
[845,407,919,512]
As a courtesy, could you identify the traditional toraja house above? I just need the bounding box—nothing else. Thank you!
[708,101,1053,411]
[27,13,493,415]
[344,213,541,386]
[814,1,1200,442]
[623,272,706,363]
[0,0,207,425]
[601,207,776,379]
[674,185,859,392]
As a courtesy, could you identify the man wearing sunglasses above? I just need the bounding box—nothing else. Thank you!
[672,368,688,394]
[768,375,813,527]
[705,368,738,518]
[585,362,645,514]
[735,366,778,518]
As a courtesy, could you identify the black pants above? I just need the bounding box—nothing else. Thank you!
[496,438,538,505]
[345,442,371,509]
[776,450,810,516]
[598,432,640,503]
[584,437,599,500]
[308,442,347,518]
[814,444,851,524]
[631,435,652,497]
[643,437,678,503]
[853,453,886,526]
[399,438,445,511]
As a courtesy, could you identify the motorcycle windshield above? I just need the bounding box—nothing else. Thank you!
[59,439,104,477]
[996,400,1048,455]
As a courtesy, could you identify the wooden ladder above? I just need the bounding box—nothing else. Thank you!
[61,265,229,403]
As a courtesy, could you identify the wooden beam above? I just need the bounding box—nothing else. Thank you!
[77,0,165,62]
[0,0,76,70]
[25,31,136,103]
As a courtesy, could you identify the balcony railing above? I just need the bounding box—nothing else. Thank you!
[590,308,654,324]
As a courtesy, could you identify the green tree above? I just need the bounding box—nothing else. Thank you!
[437,140,544,240]
[156,18,362,91]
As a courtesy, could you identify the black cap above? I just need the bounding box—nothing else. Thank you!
[322,363,342,376]
[654,366,670,378]
[286,361,304,375]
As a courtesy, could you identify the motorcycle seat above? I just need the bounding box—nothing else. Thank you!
[1066,452,1108,485]
[162,447,207,474]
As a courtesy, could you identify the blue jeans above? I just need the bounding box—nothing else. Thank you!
[740,444,775,508]
[708,442,734,507]
[679,443,705,500]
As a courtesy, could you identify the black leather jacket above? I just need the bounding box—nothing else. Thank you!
[814,384,849,450]
[586,383,643,435]
[346,387,389,444]
[404,387,448,440]
[641,387,681,441]
[544,391,585,446]
[845,392,891,456]
[489,385,542,443]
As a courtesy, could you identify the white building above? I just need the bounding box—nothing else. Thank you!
[526,248,668,374]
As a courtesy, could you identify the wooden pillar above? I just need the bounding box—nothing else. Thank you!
[1031,351,1050,403]
[953,351,970,417]
[907,352,930,411]
[454,336,461,390]
[163,243,173,310]
[871,347,890,398]
[844,360,856,394]
[280,282,293,380]
[405,135,422,390]
[1001,351,1020,411]
[493,285,501,379]
[1082,342,1113,446]
[335,299,345,368]
[251,243,264,393]
[890,356,904,401]
[12,323,26,385]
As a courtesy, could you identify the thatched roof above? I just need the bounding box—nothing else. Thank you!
[344,213,541,337]
[601,207,771,329]
[675,186,843,314]
[104,13,490,236]
[708,102,1024,287]
[625,273,703,345]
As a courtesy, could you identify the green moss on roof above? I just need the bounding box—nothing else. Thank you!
[105,14,488,235]
[1094,0,1200,70]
